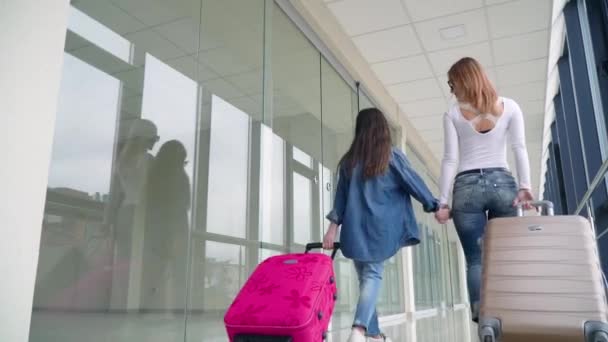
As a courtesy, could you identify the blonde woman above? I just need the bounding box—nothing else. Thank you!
[434,57,533,322]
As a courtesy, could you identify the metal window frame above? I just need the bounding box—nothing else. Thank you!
[557,48,589,206]
[554,92,579,213]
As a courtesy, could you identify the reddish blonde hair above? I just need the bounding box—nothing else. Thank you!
[448,57,498,115]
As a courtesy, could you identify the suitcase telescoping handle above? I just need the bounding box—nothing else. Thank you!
[305,242,340,260]
[516,200,554,217]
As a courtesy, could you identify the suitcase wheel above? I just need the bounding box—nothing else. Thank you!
[592,331,608,342]
[478,317,500,342]
[585,321,608,342]
[479,326,495,342]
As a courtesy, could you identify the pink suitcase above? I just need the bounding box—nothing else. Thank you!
[224,243,339,342]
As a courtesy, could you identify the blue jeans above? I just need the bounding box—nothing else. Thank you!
[451,169,518,321]
[352,261,385,336]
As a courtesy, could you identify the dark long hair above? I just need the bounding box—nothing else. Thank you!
[339,108,392,179]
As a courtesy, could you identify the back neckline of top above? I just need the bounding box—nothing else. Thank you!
[456,97,507,136]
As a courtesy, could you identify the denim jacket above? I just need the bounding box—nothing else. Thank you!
[327,148,439,263]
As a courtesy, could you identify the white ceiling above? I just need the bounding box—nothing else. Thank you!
[324,0,553,192]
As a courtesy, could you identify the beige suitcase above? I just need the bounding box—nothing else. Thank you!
[479,201,608,342]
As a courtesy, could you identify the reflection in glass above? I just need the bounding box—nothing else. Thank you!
[67,5,131,63]
[206,95,250,238]
[260,125,286,246]
[142,54,197,182]
[293,146,313,167]
[47,53,119,195]
[319,57,361,331]
[34,52,120,316]
[292,172,313,245]
[29,0,468,340]
[260,248,281,261]
[30,0,200,340]
[203,241,246,311]
[271,4,322,162]
[142,140,191,311]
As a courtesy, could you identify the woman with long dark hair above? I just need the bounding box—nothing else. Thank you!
[323,108,439,342]
[435,57,533,323]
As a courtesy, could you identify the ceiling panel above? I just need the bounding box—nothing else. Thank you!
[427,41,493,75]
[400,98,448,117]
[153,17,199,54]
[74,1,145,35]
[372,54,434,85]
[410,114,444,130]
[320,0,552,193]
[500,81,546,102]
[493,30,549,65]
[387,78,443,103]
[414,9,489,52]
[485,0,512,5]
[403,0,484,22]
[198,47,258,77]
[353,25,422,63]
[165,55,200,80]
[495,58,548,87]
[328,0,409,36]
[518,100,545,115]
[125,30,188,66]
[110,0,199,27]
[224,70,264,97]
[201,77,247,102]
[487,0,551,39]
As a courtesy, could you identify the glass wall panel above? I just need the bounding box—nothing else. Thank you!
[271,3,323,252]
[319,58,359,330]
[30,1,202,341]
[29,0,471,340]
[407,146,463,311]
[186,1,265,341]
[206,96,251,239]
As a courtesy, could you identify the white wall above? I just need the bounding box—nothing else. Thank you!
[0,0,70,340]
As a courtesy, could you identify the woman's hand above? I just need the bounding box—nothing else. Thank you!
[435,207,451,224]
[513,188,534,210]
[323,223,339,250]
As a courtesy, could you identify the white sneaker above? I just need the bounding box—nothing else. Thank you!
[367,334,392,342]
[347,328,367,342]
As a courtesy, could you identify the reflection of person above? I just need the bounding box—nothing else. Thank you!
[142,140,191,313]
[434,57,533,323]
[322,108,439,342]
[106,118,159,309]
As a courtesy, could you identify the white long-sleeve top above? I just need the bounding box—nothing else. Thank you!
[439,97,531,205]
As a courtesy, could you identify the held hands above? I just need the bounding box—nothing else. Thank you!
[434,207,451,224]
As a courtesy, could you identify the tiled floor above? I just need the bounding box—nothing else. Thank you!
[29,308,475,342]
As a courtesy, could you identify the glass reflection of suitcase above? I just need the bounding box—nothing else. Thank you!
[224,243,339,342]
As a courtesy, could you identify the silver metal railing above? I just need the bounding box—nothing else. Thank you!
[574,158,608,239]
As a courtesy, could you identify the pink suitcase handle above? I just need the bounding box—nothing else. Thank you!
[305,242,340,259]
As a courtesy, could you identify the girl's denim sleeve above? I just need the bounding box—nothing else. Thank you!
[393,150,439,213]
[326,166,348,225]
